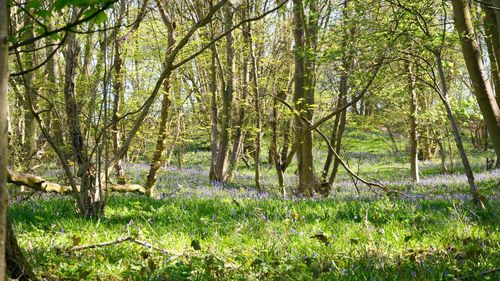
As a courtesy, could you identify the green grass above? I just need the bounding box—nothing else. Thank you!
[9,192,500,280]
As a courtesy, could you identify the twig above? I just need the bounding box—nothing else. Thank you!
[457,267,500,280]
[72,236,133,251]
[71,236,174,255]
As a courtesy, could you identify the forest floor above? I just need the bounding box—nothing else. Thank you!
[8,130,500,280]
[9,165,499,280]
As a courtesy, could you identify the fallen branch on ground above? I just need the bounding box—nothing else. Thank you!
[71,236,175,256]
[7,169,146,194]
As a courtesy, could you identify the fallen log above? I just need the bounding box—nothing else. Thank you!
[7,169,146,194]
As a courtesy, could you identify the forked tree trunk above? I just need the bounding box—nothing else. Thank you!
[452,0,500,168]
[63,21,102,217]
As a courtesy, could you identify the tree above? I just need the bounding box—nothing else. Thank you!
[451,0,500,167]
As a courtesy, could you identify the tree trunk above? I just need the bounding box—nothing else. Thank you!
[435,51,485,209]
[22,14,38,165]
[112,40,126,184]
[244,3,262,192]
[320,71,347,196]
[45,25,63,147]
[209,44,219,181]
[6,219,37,281]
[452,0,500,168]
[63,23,102,217]
[328,103,347,187]
[144,8,176,196]
[406,62,419,182]
[482,3,500,107]
[0,0,9,277]
[488,0,500,40]
[293,0,316,196]
[437,137,448,174]
[213,5,235,182]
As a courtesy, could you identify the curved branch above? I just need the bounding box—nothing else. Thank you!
[9,0,117,50]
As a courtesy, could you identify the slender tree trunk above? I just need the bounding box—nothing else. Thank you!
[45,26,63,146]
[435,51,485,209]
[0,0,9,277]
[320,73,347,195]
[437,137,448,174]
[271,90,287,196]
[144,72,172,196]
[209,44,219,181]
[112,40,126,183]
[386,125,400,153]
[406,61,419,182]
[328,103,347,187]
[22,14,37,165]
[144,10,175,196]
[244,4,262,191]
[452,0,500,168]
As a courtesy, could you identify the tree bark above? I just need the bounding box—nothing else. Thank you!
[452,0,500,168]
[0,0,9,277]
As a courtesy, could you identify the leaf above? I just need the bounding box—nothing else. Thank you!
[54,0,72,10]
[35,9,53,19]
[350,238,360,244]
[311,233,330,245]
[71,235,81,246]
[404,235,412,242]
[25,0,42,9]
[91,10,108,25]
[191,239,201,250]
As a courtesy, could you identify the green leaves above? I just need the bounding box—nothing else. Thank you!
[54,0,102,10]
[84,8,108,26]
[25,0,42,9]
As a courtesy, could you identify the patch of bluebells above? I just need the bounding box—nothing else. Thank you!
[32,163,499,203]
